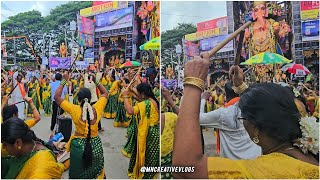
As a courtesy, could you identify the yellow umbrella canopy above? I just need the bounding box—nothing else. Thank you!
[240,52,292,65]
[139,36,160,50]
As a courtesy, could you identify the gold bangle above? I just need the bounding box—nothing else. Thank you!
[123,96,130,99]
[183,77,205,91]
[232,83,248,94]
[184,82,204,91]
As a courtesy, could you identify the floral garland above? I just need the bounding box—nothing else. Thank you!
[82,98,94,122]
[293,116,319,155]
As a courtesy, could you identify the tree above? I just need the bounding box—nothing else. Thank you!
[161,23,197,76]
[1,1,92,63]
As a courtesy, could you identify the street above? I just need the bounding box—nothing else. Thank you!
[29,109,216,179]
[30,110,129,179]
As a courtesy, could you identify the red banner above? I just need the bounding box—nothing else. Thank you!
[92,1,110,6]
[197,16,228,32]
[300,1,319,11]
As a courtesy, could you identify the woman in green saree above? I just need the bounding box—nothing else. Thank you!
[54,72,109,179]
[27,77,41,117]
[2,118,64,179]
[123,83,160,179]
[42,78,52,116]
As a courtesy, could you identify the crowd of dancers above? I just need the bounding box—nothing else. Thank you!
[1,65,160,179]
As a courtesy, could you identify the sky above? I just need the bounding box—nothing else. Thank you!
[161,1,227,32]
[1,1,68,22]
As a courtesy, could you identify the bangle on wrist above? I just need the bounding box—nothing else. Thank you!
[60,79,67,86]
[232,82,248,94]
[123,96,130,99]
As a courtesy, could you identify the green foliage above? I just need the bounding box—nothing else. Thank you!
[161,23,197,69]
[161,23,197,50]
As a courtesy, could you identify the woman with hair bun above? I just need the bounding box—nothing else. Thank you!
[54,71,109,179]
[1,118,64,179]
[172,52,319,179]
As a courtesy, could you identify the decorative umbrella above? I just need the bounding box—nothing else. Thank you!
[281,63,310,75]
[139,36,160,50]
[120,61,141,68]
[240,52,292,65]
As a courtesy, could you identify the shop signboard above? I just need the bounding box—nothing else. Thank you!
[80,1,128,17]
[95,6,133,32]
[197,16,228,32]
[49,57,71,69]
[185,28,221,41]
[300,1,319,20]
[301,20,319,41]
[200,34,234,53]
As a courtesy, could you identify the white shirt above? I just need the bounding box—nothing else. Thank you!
[84,74,98,103]
[199,99,262,160]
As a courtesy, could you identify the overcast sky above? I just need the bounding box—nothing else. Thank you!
[161,1,227,32]
[1,1,68,22]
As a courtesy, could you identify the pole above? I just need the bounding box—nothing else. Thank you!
[177,53,181,87]
[65,24,67,48]
[13,37,16,65]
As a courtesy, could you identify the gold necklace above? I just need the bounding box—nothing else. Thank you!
[265,142,292,154]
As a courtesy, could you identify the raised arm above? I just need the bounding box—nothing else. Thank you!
[24,96,41,124]
[162,87,179,114]
[172,52,211,178]
[122,88,134,115]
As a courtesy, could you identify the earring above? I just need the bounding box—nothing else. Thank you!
[18,146,22,150]
[253,137,259,144]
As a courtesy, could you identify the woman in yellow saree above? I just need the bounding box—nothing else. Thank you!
[123,83,160,179]
[2,118,64,179]
[27,77,41,117]
[172,54,319,179]
[54,72,109,179]
[42,78,52,116]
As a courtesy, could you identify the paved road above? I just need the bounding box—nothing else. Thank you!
[30,110,216,179]
[31,110,129,179]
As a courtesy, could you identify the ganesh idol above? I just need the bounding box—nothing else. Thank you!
[244,1,290,57]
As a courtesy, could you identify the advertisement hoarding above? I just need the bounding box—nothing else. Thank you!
[80,1,128,17]
[197,16,228,32]
[49,57,71,69]
[200,34,234,53]
[95,6,133,32]
[300,1,319,20]
[302,20,319,41]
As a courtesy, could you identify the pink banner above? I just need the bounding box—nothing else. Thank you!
[92,1,110,6]
[197,16,228,32]
[300,1,319,11]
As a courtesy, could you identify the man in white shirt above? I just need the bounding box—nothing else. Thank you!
[12,72,27,120]
[199,82,261,160]
[84,72,103,131]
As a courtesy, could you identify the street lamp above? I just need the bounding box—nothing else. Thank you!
[175,44,182,87]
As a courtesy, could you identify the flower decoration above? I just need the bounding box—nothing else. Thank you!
[293,116,319,155]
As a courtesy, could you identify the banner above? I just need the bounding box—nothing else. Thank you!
[185,28,221,41]
[183,39,199,61]
[302,20,319,41]
[49,57,71,69]
[300,1,319,20]
[77,15,94,47]
[84,48,94,64]
[197,16,228,32]
[95,6,133,32]
[200,34,234,53]
[161,79,177,89]
[80,1,128,17]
